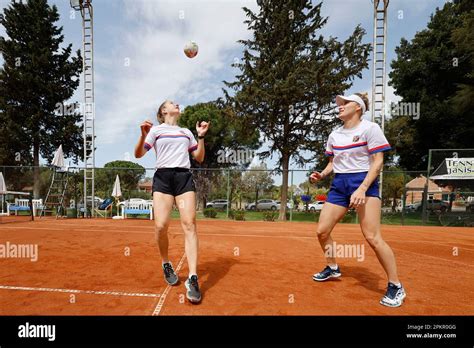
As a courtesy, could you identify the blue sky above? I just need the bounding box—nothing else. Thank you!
[0,0,448,186]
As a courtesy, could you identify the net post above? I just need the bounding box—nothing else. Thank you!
[422,149,432,224]
[29,192,34,221]
[226,168,230,219]
[401,171,406,225]
[290,170,293,222]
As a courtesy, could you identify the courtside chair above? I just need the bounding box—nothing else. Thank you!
[94,198,113,219]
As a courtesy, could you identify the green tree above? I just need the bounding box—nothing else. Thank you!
[228,170,247,210]
[179,101,260,209]
[224,0,371,220]
[382,169,407,211]
[388,0,474,170]
[241,163,274,207]
[95,161,146,199]
[0,0,83,197]
[450,1,474,114]
[179,101,260,168]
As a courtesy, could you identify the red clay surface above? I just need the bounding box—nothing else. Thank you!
[0,218,473,315]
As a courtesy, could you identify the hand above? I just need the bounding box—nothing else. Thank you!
[196,120,210,137]
[140,120,153,137]
[349,187,367,209]
[309,172,324,184]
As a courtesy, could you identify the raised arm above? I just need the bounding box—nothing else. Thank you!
[134,120,153,159]
[191,121,210,164]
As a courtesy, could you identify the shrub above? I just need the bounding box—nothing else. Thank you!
[263,211,278,221]
[203,208,218,218]
[341,211,357,223]
[233,210,246,221]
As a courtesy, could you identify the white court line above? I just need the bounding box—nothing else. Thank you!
[5,225,474,245]
[152,253,186,316]
[0,285,161,298]
[2,225,315,239]
[389,246,474,269]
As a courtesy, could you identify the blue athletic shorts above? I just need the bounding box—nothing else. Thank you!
[326,172,380,208]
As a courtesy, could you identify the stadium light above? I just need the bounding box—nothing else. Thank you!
[69,0,81,11]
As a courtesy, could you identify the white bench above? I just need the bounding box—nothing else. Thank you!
[119,199,153,220]
[7,199,44,216]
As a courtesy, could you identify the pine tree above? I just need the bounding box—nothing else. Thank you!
[0,0,83,196]
[179,101,260,209]
[388,0,474,170]
[224,0,371,220]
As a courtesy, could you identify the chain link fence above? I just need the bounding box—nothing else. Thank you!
[1,165,473,226]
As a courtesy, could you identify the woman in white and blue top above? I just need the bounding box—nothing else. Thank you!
[310,93,406,307]
[135,100,209,304]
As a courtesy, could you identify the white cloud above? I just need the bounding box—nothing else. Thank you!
[321,0,373,38]
[95,0,257,145]
[385,84,402,105]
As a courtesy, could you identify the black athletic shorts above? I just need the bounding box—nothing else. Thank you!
[152,167,196,196]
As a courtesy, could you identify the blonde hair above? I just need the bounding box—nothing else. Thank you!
[156,100,170,123]
[354,92,369,114]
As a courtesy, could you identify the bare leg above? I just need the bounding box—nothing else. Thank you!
[175,191,198,276]
[153,192,175,263]
[357,197,400,284]
[317,202,348,265]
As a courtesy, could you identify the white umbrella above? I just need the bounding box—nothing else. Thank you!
[112,175,122,198]
[111,175,123,219]
[51,145,65,168]
[0,172,5,192]
[0,172,6,215]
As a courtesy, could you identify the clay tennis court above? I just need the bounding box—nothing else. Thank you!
[1,218,473,316]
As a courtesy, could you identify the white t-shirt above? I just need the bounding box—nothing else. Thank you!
[325,119,391,173]
[144,124,198,169]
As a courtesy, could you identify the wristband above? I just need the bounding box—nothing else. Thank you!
[198,135,205,139]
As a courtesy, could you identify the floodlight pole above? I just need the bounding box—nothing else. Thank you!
[371,0,389,200]
[70,0,95,217]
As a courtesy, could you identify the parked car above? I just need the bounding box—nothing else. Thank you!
[245,199,279,211]
[466,197,474,212]
[275,200,293,210]
[377,202,414,213]
[206,199,229,209]
[400,203,417,212]
[308,201,325,212]
[412,199,449,212]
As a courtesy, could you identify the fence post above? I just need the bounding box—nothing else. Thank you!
[401,171,406,226]
[422,150,432,224]
[226,168,230,219]
[290,170,294,222]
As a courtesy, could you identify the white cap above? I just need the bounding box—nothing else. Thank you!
[336,94,366,114]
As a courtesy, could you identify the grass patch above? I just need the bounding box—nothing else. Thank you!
[160,209,447,226]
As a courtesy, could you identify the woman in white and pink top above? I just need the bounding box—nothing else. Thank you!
[135,100,209,304]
